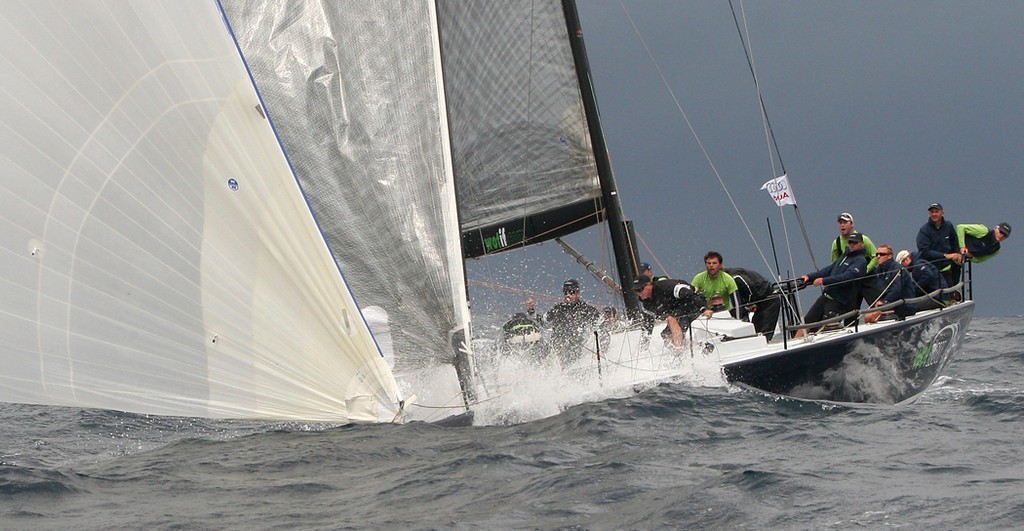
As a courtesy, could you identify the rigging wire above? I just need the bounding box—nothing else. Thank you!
[466,279,562,303]
[728,1,786,177]
[728,0,798,280]
[634,232,668,278]
[616,1,777,279]
[730,0,818,272]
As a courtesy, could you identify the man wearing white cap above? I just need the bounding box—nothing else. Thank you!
[832,213,879,270]
[832,212,879,310]
[897,250,947,310]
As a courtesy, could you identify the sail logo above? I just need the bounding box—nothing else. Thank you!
[764,181,792,204]
[483,227,525,252]
[760,174,797,206]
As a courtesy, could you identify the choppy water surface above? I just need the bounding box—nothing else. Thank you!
[2,317,1022,529]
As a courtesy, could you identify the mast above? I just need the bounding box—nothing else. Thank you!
[431,0,477,410]
[561,0,641,312]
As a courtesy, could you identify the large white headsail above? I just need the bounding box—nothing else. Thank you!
[0,1,401,422]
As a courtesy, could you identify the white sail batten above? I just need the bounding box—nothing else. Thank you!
[0,1,401,422]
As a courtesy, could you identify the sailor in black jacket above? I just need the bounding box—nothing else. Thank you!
[898,250,948,311]
[916,202,961,287]
[632,275,704,347]
[864,245,917,323]
[525,279,600,365]
[796,232,868,336]
[724,267,782,339]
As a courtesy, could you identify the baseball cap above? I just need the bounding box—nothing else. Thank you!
[632,275,651,292]
[562,279,580,293]
[847,231,863,244]
[928,202,943,211]
[837,212,854,223]
[895,250,911,263]
[998,222,1011,237]
[640,262,652,272]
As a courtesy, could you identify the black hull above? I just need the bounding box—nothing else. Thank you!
[430,410,475,427]
[722,302,974,404]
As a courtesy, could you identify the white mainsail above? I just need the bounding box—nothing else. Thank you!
[0,1,402,422]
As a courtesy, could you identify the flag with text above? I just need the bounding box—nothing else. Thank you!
[761,174,797,206]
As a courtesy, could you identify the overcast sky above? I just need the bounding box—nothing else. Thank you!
[468,1,1022,319]
[578,0,1023,317]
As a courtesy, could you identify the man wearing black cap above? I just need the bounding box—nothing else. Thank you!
[916,202,961,287]
[795,231,868,337]
[525,279,600,364]
[632,275,704,347]
[634,263,667,340]
[956,222,1011,263]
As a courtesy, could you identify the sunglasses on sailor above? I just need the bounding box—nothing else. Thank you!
[876,252,891,257]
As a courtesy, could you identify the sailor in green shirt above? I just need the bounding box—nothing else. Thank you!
[832,212,880,308]
[691,251,739,318]
[832,212,879,273]
[957,222,1011,263]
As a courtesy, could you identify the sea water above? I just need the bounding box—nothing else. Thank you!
[2,317,1022,529]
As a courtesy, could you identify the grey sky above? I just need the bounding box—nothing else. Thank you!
[571,0,1022,317]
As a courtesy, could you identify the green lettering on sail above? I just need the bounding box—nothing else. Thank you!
[483,227,526,252]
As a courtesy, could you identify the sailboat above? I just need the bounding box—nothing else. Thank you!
[424,0,975,406]
[0,0,973,426]
[435,0,974,405]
